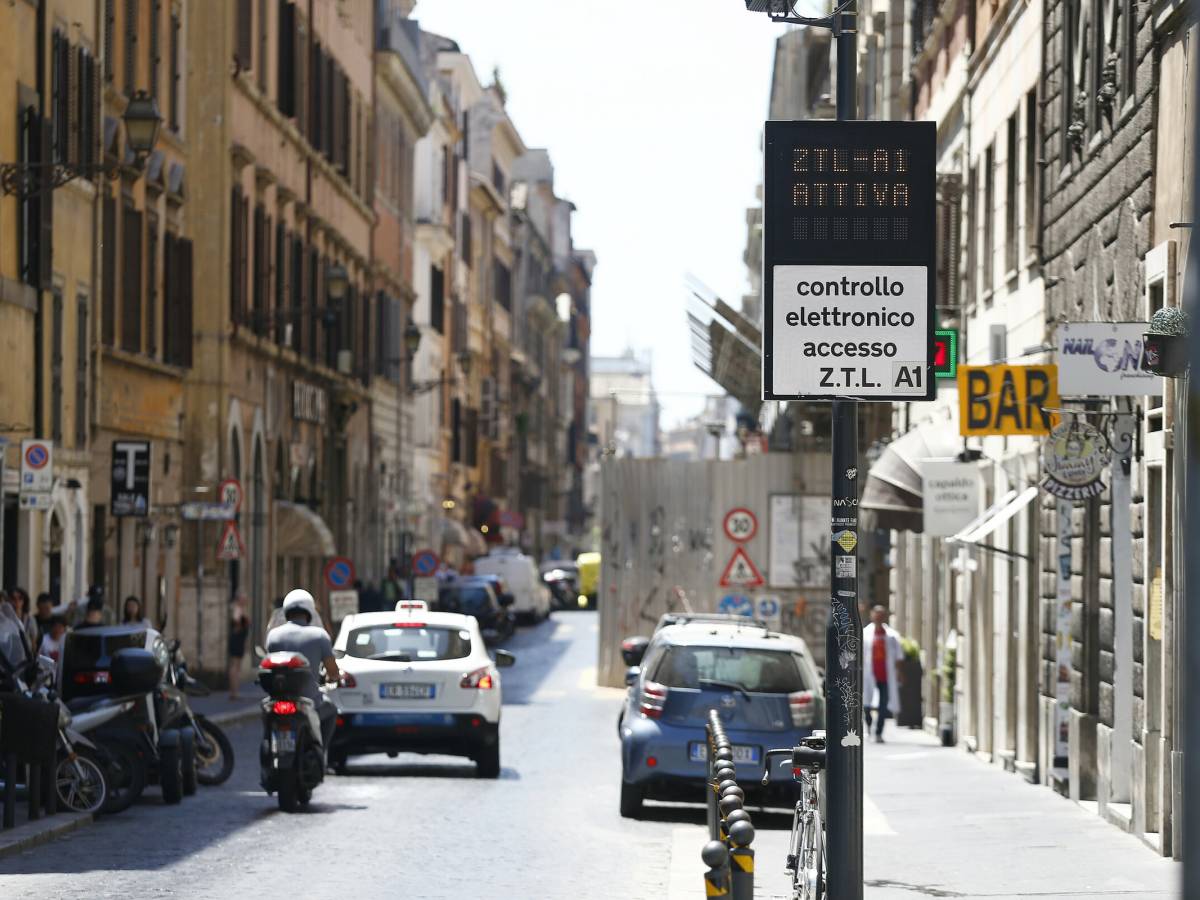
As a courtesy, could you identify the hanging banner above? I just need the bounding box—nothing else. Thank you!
[1056,322,1162,396]
[921,461,983,537]
[1040,421,1110,500]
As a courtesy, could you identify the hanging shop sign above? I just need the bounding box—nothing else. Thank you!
[111,440,151,517]
[958,365,1060,436]
[1056,322,1162,396]
[921,461,983,537]
[1040,421,1110,500]
[762,121,937,401]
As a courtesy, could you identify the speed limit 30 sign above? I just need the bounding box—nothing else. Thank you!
[723,508,758,543]
[762,120,936,402]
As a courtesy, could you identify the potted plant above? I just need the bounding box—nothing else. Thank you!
[896,637,924,728]
[1142,307,1190,377]
[939,637,957,747]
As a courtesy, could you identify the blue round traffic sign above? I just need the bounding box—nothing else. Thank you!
[25,444,49,469]
[324,557,355,589]
[411,549,439,577]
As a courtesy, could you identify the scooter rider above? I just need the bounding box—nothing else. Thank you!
[265,589,340,756]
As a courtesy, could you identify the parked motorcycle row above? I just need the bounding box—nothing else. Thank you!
[0,605,233,818]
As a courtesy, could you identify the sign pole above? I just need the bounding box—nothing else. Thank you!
[826,8,864,900]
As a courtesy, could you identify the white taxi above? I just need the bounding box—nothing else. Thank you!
[327,601,515,777]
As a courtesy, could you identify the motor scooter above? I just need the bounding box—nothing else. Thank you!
[257,651,327,812]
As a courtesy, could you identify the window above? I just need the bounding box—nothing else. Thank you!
[124,0,139,96]
[277,1,296,116]
[452,399,462,463]
[652,647,809,694]
[75,292,89,445]
[431,266,445,334]
[344,625,472,662]
[169,9,180,130]
[79,48,98,168]
[236,0,253,73]
[120,203,143,353]
[163,233,194,367]
[1024,88,1039,263]
[274,220,287,344]
[146,215,158,358]
[51,288,64,444]
[494,261,511,311]
[104,0,115,83]
[460,212,472,264]
[257,0,269,92]
[230,185,248,325]
[290,234,303,350]
[1005,115,1018,275]
[252,204,267,334]
[102,190,116,345]
[51,30,70,164]
[982,145,994,297]
[149,0,161,100]
[492,160,505,196]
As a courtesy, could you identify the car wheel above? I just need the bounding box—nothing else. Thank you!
[619,780,643,818]
[476,745,501,779]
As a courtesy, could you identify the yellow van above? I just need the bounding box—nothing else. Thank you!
[576,552,601,609]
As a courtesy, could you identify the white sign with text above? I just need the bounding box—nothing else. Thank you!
[921,461,983,537]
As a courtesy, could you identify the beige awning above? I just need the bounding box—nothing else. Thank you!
[275,500,336,558]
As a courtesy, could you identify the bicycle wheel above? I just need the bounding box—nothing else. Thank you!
[809,808,825,900]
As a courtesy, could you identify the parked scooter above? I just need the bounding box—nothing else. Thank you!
[159,637,235,786]
[257,651,327,812]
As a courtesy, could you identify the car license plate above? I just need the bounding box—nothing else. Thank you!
[272,728,296,753]
[689,742,760,765]
[380,683,435,700]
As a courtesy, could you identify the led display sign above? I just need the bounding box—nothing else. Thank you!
[763,120,937,401]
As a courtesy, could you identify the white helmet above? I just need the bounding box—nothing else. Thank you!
[281,589,318,624]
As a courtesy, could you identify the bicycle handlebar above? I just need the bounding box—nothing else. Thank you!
[761,748,794,785]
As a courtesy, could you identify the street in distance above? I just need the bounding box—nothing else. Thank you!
[769,265,929,397]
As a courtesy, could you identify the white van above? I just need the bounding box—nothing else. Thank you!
[473,549,551,622]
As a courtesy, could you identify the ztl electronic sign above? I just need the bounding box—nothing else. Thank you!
[763,120,937,402]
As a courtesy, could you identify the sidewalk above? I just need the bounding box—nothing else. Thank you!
[668,727,1180,899]
[188,674,261,727]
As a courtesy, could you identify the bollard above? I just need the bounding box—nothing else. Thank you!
[728,820,756,900]
[3,753,16,829]
[28,763,41,821]
[702,840,730,897]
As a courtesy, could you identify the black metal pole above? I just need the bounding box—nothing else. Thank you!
[826,8,864,900]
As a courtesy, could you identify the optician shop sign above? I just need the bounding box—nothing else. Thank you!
[762,120,936,401]
[921,461,982,537]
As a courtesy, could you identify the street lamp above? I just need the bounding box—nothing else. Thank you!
[404,321,422,359]
[457,351,472,376]
[0,90,162,197]
[325,263,349,302]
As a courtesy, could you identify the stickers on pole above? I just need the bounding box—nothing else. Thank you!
[835,530,858,554]
[718,547,765,588]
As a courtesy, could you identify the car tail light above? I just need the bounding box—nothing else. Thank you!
[338,671,357,688]
[261,654,307,669]
[789,690,816,726]
[646,756,658,768]
[272,700,297,715]
[639,680,668,719]
[461,667,495,689]
[72,670,111,685]
[335,716,345,728]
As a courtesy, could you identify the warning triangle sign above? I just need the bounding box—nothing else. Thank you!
[216,521,245,561]
[719,546,765,588]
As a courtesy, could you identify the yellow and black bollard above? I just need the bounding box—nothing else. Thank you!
[702,840,730,897]
[728,820,755,900]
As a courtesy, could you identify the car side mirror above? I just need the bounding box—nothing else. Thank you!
[620,635,649,667]
[494,649,516,668]
[625,666,641,687]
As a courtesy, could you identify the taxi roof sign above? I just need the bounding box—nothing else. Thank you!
[394,600,429,614]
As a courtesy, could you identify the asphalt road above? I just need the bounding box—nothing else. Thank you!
[0,611,733,900]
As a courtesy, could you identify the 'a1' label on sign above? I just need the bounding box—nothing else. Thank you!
[771,265,929,398]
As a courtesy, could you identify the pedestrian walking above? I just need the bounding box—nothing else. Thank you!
[38,616,68,664]
[862,605,903,743]
[122,596,151,627]
[34,593,55,646]
[3,587,39,652]
[228,593,251,699]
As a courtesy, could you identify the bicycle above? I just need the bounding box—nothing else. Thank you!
[763,730,827,900]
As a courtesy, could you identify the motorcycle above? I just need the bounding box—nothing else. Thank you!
[160,638,235,786]
[257,650,327,812]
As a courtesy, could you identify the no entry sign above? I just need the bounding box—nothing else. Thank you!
[762,121,936,402]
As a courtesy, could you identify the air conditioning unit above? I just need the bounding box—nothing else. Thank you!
[337,349,353,375]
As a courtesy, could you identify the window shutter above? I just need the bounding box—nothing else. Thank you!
[37,117,54,291]
[146,216,158,358]
[236,0,253,72]
[124,0,139,96]
[149,0,161,99]
[169,12,180,130]
[252,203,266,332]
[102,190,116,345]
[277,1,296,116]
[51,31,65,164]
[431,266,444,334]
[51,289,64,442]
[295,20,307,138]
[177,237,194,367]
[104,0,115,82]
[323,52,334,159]
[291,234,303,350]
[120,205,143,352]
[77,48,96,168]
[274,219,286,343]
[257,0,268,93]
[75,293,89,445]
[309,41,321,145]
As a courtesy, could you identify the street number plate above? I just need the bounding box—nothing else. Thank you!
[689,742,760,765]
[380,683,435,700]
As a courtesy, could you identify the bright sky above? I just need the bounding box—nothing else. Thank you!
[414,2,784,428]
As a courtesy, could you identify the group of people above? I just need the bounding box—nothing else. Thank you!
[0,587,155,667]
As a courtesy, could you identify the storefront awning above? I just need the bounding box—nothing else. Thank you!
[860,425,963,532]
[274,501,336,558]
[950,486,1039,551]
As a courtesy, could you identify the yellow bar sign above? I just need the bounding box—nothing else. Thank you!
[958,365,1060,436]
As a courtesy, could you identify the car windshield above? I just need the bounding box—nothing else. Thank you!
[345,625,472,662]
[652,646,807,694]
[440,588,491,615]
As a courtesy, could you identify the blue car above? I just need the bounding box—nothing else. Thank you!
[617,613,825,818]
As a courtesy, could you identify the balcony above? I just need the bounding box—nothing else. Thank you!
[375,4,427,96]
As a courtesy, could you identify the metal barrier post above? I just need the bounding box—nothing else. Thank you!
[728,820,756,900]
[27,763,41,821]
[3,753,16,829]
[702,840,731,897]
